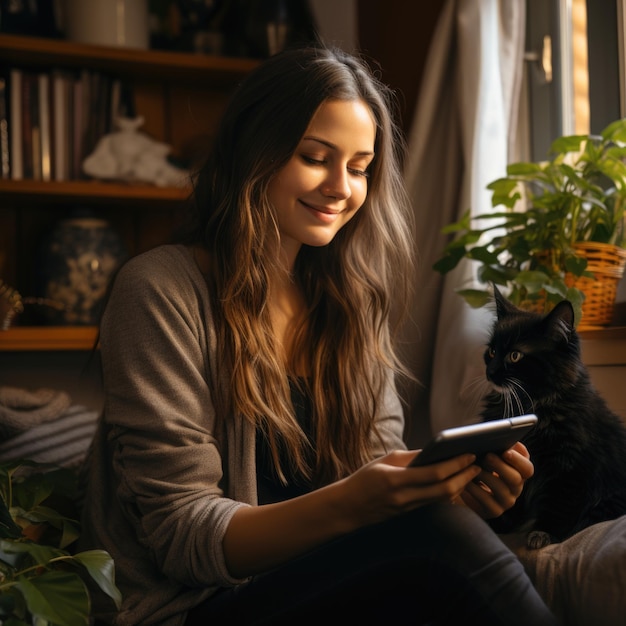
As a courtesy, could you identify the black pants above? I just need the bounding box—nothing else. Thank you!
[185,503,558,625]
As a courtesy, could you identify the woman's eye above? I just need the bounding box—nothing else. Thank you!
[508,351,523,363]
[348,167,370,178]
[301,155,369,178]
[302,155,325,165]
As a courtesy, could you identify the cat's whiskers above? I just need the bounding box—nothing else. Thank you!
[502,378,533,417]
[501,388,516,418]
[512,378,534,412]
[463,375,492,418]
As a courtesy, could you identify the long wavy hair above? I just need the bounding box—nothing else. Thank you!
[179,45,414,486]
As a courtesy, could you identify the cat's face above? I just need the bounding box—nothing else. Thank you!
[484,289,580,407]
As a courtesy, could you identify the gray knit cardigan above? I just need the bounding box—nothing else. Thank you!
[78,244,406,625]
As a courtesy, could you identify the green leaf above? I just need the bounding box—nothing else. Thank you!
[542,280,568,299]
[487,178,522,208]
[456,289,493,308]
[433,248,465,274]
[550,134,587,155]
[477,265,517,284]
[0,538,67,568]
[514,270,553,294]
[16,571,90,626]
[440,209,471,233]
[505,162,544,176]
[0,501,22,540]
[73,550,122,609]
[19,505,80,550]
[564,255,588,276]
[13,478,53,513]
[2,618,30,626]
[444,230,483,249]
[13,468,78,513]
[601,118,626,144]
[467,246,499,265]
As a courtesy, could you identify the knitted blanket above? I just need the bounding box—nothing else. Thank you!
[0,386,98,468]
[0,386,72,440]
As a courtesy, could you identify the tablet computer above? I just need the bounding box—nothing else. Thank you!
[409,414,538,467]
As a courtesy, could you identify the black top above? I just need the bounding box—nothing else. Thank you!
[256,379,315,504]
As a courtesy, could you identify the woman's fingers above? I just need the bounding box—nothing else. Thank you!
[372,451,483,511]
[460,446,536,519]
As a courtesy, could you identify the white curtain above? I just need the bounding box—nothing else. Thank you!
[401,0,526,444]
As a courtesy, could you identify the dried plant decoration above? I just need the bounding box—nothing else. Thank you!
[0,279,24,330]
[0,280,66,330]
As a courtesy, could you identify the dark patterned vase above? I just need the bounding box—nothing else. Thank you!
[37,216,127,325]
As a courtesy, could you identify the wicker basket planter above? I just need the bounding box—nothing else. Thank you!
[566,242,626,329]
[518,242,626,329]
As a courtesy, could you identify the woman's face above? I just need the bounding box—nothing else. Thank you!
[268,98,376,268]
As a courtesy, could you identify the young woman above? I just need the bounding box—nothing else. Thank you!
[79,45,559,625]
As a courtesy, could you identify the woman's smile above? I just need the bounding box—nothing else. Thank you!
[300,201,344,223]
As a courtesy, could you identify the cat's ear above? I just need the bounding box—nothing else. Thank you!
[492,284,517,319]
[543,300,575,340]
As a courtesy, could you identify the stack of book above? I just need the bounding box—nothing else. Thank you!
[0,67,130,181]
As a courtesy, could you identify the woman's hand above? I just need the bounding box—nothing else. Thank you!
[224,449,481,578]
[334,449,482,530]
[456,442,534,519]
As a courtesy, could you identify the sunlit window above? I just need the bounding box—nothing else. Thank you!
[571,0,590,134]
[523,0,620,160]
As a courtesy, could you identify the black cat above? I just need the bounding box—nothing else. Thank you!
[481,287,626,548]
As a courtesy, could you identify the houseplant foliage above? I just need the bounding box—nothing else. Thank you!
[0,460,121,625]
[434,118,626,323]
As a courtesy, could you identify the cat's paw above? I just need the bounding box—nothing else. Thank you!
[526,531,552,549]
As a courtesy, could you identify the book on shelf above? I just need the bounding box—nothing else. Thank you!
[21,71,35,180]
[2,64,130,183]
[38,72,51,182]
[9,68,22,180]
[0,76,9,179]
[70,75,85,179]
[52,69,73,182]
[30,72,43,181]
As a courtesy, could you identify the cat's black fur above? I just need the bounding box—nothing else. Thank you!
[481,287,626,548]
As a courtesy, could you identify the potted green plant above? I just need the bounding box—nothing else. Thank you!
[0,460,121,625]
[434,117,626,327]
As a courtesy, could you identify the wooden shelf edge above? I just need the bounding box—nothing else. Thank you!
[0,326,99,351]
[0,179,190,206]
[0,33,260,80]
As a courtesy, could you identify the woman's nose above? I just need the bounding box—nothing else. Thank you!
[322,167,351,199]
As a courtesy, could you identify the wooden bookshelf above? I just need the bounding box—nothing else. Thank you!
[0,34,257,351]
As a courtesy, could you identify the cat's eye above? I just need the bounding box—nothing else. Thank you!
[508,351,523,363]
[487,347,495,359]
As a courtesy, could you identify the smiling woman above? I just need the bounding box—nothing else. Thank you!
[77,43,558,626]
